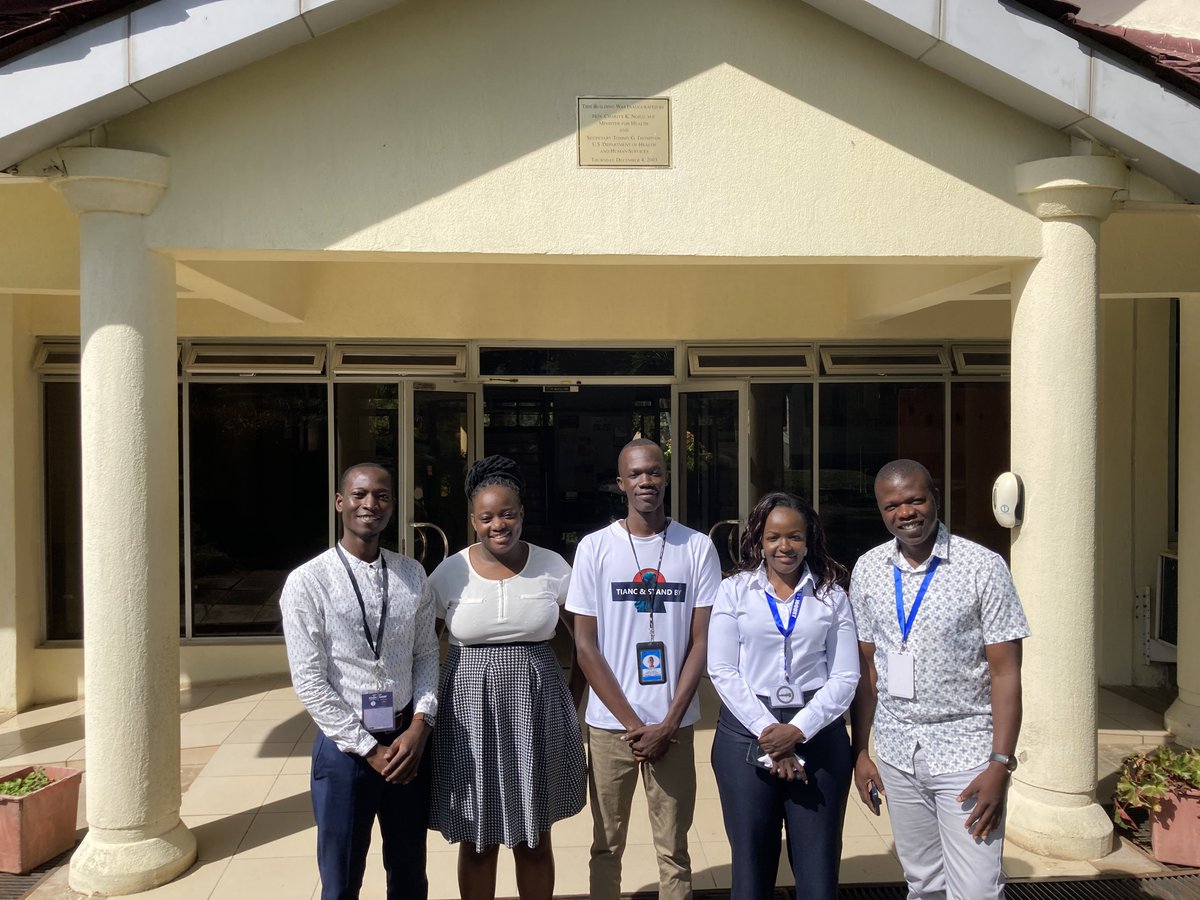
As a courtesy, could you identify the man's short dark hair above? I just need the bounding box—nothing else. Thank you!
[338,462,393,494]
[875,459,934,492]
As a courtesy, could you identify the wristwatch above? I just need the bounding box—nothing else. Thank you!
[989,752,1018,772]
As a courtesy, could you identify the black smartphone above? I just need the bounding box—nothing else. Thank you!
[869,783,881,816]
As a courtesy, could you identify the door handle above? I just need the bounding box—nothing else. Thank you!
[411,521,450,565]
[707,519,743,565]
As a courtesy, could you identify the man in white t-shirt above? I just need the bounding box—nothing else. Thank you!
[567,439,721,900]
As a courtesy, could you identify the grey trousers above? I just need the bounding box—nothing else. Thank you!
[877,748,1006,900]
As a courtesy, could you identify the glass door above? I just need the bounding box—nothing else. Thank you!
[406,382,482,573]
[671,382,747,572]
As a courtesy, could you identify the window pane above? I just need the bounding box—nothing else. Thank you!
[479,347,674,377]
[951,382,1010,559]
[675,391,740,571]
[819,383,945,568]
[484,386,669,562]
[44,382,82,641]
[335,383,400,554]
[413,391,472,573]
[749,383,813,503]
[189,383,328,636]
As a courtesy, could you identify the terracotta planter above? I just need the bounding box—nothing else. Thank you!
[0,765,83,874]
[1150,786,1200,868]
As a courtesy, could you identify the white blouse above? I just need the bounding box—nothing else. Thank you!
[428,544,571,646]
[708,563,860,740]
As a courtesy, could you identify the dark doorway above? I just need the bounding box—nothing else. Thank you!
[483,385,671,562]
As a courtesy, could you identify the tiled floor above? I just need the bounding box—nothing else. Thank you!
[1,681,1175,899]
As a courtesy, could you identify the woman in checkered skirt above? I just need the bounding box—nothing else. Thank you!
[427,455,586,900]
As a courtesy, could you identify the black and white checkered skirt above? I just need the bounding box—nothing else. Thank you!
[429,641,586,850]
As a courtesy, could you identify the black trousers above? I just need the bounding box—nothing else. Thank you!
[710,704,852,900]
[311,728,430,900]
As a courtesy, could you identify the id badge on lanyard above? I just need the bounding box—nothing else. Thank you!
[888,558,939,700]
[767,588,804,708]
[335,545,396,732]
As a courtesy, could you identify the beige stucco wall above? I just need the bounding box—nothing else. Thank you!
[92,0,1064,260]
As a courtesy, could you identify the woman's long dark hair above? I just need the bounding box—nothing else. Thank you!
[735,492,849,594]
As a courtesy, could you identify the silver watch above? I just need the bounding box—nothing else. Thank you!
[988,752,1017,772]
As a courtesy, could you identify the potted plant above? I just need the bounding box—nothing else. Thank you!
[0,765,84,874]
[1112,744,1200,867]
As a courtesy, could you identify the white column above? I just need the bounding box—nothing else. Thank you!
[1005,155,1126,860]
[52,148,196,895]
[1166,301,1200,745]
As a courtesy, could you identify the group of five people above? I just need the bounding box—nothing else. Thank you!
[281,439,1027,900]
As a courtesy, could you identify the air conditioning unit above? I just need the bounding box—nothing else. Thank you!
[1145,552,1178,664]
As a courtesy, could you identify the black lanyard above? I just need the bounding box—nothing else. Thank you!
[625,520,669,642]
[335,543,389,661]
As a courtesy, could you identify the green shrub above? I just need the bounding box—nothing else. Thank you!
[0,767,54,798]
[1113,745,1200,828]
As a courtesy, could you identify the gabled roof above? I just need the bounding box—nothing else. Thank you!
[1,0,1199,202]
[0,1,145,65]
[1013,0,1200,103]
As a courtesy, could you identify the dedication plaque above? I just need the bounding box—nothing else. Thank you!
[577,97,671,168]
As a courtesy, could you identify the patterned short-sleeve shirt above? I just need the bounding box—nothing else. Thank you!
[849,523,1030,776]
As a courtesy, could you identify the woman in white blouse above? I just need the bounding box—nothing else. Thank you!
[708,492,860,900]
[427,456,586,900]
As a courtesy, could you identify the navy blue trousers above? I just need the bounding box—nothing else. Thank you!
[711,705,851,900]
[311,729,430,900]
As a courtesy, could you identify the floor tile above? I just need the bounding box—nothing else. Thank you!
[243,699,304,721]
[839,834,904,884]
[233,810,317,859]
[201,741,295,777]
[1003,841,1103,878]
[179,775,277,816]
[209,856,318,899]
[180,702,257,726]
[262,772,314,812]
[182,813,256,861]
[0,737,86,766]
[111,859,229,899]
[1090,838,1171,876]
[223,716,309,745]
[180,721,238,750]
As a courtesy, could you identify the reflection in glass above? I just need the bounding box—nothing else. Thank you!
[189,383,328,636]
[951,382,1010,559]
[335,383,400,553]
[819,383,945,568]
[44,383,83,640]
[676,391,740,571]
[749,383,813,504]
[413,391,472,574]
[480,347,674,378]
[484,386,669,564]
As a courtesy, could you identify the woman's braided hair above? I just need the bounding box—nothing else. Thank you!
[464,455,525,502]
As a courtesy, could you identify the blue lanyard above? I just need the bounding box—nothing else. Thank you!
[893,557,940,651]
[766,588,803,680]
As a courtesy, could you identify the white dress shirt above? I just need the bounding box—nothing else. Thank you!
[708,563,860,740]
[281,545,440,757]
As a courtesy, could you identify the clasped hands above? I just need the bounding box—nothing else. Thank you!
[364,728,427,784]
[620,721,678,762]
[758,723,807,782]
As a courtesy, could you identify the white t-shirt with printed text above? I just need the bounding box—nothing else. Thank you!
[566,519,721,731]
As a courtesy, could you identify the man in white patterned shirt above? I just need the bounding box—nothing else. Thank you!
[281,463,439,900]
[849,459,1029,900]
